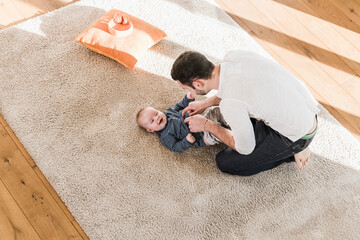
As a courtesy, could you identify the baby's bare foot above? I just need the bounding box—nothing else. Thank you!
[294,147,310,170]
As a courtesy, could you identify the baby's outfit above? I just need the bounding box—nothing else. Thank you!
[155,95,229,152]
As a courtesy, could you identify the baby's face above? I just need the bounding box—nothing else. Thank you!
[139,107,167,132]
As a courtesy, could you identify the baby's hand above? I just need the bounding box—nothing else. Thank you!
[186,133,196,143]
[187,92,195,100]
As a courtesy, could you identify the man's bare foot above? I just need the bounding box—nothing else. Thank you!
[294,147,310,170]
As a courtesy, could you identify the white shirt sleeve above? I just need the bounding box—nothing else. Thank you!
[223,50,256,63]
[219,99,256,155]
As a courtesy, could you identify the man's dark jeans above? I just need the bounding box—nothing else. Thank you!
[215,118,317,176]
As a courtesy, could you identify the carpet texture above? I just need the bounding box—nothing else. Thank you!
[1,0,360,239]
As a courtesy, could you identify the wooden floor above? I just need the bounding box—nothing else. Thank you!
[217,0,360,141]
[1,0,360,239]
[0,1,88,239]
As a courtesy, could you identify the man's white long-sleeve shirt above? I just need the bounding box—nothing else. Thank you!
[217,50,320,154]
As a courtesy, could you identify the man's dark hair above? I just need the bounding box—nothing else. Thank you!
[171,51,214,88]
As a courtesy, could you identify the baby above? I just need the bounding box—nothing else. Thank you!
[136,92,229,152]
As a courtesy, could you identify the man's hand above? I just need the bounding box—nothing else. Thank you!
[182,100,207,117]
[184,115,208,133]
[187,92,195,100]
[186,133,196,143]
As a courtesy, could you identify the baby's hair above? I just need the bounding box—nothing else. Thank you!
[136,107,147,127]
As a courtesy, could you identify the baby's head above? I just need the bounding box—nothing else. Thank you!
[136,107,167,132]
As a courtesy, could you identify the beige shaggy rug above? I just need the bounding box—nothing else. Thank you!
[1,0,360,239]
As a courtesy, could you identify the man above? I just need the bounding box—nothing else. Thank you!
[171,50,319,176]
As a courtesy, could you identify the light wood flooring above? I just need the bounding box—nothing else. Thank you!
[1,0,360,239]
[217,0,360,141]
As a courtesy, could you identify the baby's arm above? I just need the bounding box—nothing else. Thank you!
[161,133,195,153]
[171,93,195,112]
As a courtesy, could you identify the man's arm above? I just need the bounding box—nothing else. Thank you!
[203,95,222,108]
[219,99,256,154]
[185,99,256,155]
[205,121,236,150]
[182,95,222,117]
[184,115,235,150]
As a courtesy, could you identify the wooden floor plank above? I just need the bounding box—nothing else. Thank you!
[250,0,355,80]
[275,0,360,65]
[10,0,48,19]
[341,76,360,103]
[0,116,89,239]
[4,124,36,168]
[329,0,360,26]
[0,124,84,240]
[217,0,360,142]
[0,114,9,127]
[0,0,24,29]
[40,0,78,12]
[71,219,89,240]
[31,166,75,222]
[216,0,360,142]
[215,0,298,74]
[0,179,41,240]
[33,165,89,239]
[274,0,360,36]
[217,0,360,135]
[1,113,85,232]
[300,0,360,52]
[267,0,360,104]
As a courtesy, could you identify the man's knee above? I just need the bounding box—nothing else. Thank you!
[215,149,266,176]
[215,156,257,176]
[215,151,249,175]
[215,153,231,173]
[216,158,262,176]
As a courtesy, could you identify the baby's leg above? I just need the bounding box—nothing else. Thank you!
[203,136,209,146]
[204,106,230,129]
[203,131,222,145]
